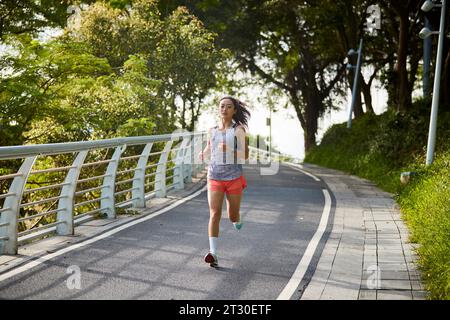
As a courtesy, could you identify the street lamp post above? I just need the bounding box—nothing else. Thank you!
[419,0,447,165]
[347,38,363,129]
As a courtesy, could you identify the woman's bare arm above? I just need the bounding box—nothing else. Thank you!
[199,128,212,161]
[235,126,248,162]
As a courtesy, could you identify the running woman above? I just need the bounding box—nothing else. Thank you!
[199,96,251,268]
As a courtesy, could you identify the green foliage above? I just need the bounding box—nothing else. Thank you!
[0,0,73,38]
[305,99,450,299]
[116,118,156,137]
[398,151,450,299]
[0,34,165,145]
[306,113,400,192]
[69,0,226,131]
[74,0,162,69]
[0,1,228,235]
[151,5,228,129]
[1,0,227,146]
[172,0,357,149]
[0,33,112,146]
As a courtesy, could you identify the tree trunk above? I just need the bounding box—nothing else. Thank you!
[360,79,374,114]
[303,91,320,152]
[395,11,411,113]
[384,56,397,110]
[180,98,187,129]
[292,108,317,152]
[189,99,197,132]
[189,100,195,132]
[346,71,364,118]
[354,83,364,118]
[170,94,177,126]
[303,126,317,152]
[288,93,312,152]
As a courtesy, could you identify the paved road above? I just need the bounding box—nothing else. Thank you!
[0,164,334,300]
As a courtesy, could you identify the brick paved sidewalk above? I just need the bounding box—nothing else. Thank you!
[300,163,428,300]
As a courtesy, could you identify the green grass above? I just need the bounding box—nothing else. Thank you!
[397,151,450,299]
[305,102,450,299]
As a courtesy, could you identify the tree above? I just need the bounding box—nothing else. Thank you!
[171,0,347,151]
[72,0,226,131]
[0,0,73,38]
[72,0,163,70]
[152,6,228,131]
[0,34,110,146]
[304,0,380,116]
[0,33,164,146]
[376,0,423,113]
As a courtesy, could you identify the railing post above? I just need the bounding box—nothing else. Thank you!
[132,143,153,208]
[174,136,191,190]
[200,132,207,172]
[184,135,193,184]
[56,150,88,235]
[155,140,174,198]
[101,145,126,219]
[256,134,260,163]
[0,156,36,254]
[190,135,196,178]
[191,134,201,177]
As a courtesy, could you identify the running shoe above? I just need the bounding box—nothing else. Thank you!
[204,252,219,268]
[233,220,243,231]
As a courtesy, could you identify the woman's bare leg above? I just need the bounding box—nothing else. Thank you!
[226,193,242,223]
[208,190,225,237]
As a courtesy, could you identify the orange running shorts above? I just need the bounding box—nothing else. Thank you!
[207,175,247,195]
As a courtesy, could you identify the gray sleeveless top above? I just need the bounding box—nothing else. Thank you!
[207,121,243,180]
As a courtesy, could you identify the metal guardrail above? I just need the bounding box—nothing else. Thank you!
[0,131,207,255]
[248,146,292,162]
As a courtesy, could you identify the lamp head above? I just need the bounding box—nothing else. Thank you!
[347,48,357,56]
[421,0,435,12]
[421,0,436,12]
[419,27,436,39]
[419,27,431,39]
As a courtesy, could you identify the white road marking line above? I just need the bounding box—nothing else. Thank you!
[0,185,208,283]
[284,163,321,181]
[277,188,332,300]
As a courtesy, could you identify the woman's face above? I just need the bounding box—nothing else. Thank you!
[219,98,236,120]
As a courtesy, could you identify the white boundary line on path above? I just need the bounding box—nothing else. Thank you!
[284,162,321,182]
[277,188,332,300]
[0,185,208,283]
[2,163,331,300]
[277,162,332,300]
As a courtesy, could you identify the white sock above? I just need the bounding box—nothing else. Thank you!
[209,237,218,255]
